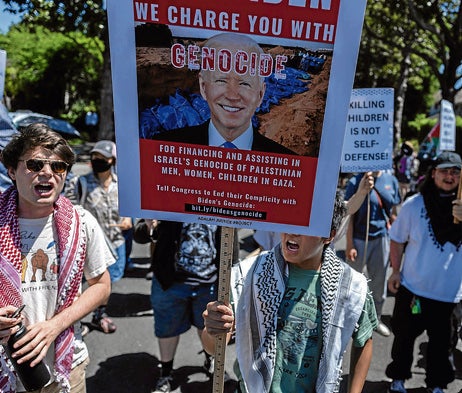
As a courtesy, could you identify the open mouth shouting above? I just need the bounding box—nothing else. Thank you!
[286,239,300,252]
[281,234,326,269]
[34,182,54,197]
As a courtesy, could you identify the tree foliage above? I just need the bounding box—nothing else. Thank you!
[0,25,103,124]
[2,0,112,140]
[407,0,461,102]
[355,0,461,145]
[3,0,106,37]
[356,0,437,143]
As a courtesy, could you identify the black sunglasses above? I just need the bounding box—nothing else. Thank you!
[20,158,69,174]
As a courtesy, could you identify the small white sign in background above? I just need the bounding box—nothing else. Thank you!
[0,50,6,99]
[341,88,394,173]
[439,99,456,152]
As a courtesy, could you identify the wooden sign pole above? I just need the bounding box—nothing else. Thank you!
[212,226,234,393]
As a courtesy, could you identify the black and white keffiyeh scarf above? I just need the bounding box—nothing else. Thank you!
[234,245,346,393]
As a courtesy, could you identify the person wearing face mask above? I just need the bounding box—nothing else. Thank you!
[65,140,132,334]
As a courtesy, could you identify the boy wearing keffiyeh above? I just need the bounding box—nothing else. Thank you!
[202,191,378,393]
[0,124,113,393]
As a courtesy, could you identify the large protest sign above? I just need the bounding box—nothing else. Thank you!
[107,0,367,236]
[341,88,394,173]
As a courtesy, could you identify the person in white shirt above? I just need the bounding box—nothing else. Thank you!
[386,152,462,393]
[0,123,113,393]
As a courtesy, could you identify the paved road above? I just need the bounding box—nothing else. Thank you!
[80,223,462,392]
[82,239,239,393]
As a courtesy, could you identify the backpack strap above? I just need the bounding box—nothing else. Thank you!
[373,188,391,228]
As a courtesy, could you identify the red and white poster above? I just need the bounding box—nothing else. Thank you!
[107,0,367,236]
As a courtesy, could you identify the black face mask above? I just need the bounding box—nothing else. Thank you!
[91,158,112,173]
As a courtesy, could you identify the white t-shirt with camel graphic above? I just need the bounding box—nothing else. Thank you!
[17,209,113,391]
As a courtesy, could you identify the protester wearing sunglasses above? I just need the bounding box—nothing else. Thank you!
[5,133,74,217]
[18,158,69,174]
[0,123,113,393]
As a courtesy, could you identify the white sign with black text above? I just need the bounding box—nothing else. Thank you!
[0,50,6,99]
[439,99,456,152]
[341,88,394,173]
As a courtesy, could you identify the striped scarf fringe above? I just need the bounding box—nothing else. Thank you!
[0,187,86,393]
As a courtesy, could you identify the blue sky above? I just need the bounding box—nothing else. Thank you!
[0,0,21,33]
